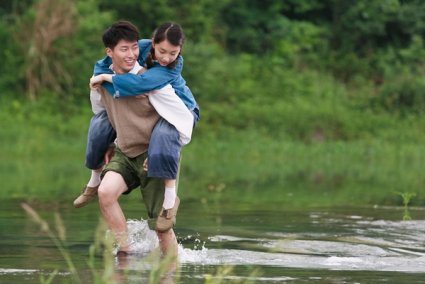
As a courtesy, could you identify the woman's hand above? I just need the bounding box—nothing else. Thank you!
[90,75,105,90]
[89,74,113,90]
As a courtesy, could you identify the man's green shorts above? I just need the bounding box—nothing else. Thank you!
[102,147,165,230]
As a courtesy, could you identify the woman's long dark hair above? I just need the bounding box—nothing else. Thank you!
[146,22,185,69]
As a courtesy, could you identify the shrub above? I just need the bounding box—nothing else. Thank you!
[377,73,425,115]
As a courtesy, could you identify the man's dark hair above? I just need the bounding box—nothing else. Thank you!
[102,20,140,49]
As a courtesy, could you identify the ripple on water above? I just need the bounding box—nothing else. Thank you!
[113,214,425,273]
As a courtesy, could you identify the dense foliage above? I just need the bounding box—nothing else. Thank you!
[1,0,424,114]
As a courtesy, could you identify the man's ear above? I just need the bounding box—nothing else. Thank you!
[151,39,155,49]
[106,47,113,58]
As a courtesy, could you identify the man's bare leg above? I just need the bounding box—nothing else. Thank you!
[157,229,178,272]
[157,229,178,256]
[98,171,129,252]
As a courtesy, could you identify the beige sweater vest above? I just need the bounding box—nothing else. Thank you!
[100,87,160,158]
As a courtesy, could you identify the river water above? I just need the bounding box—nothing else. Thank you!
[0,198,424,283]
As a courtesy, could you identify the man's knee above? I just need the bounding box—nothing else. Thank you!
[98,171,127,205]
[98,184,115,205]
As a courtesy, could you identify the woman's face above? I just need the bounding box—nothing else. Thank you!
[152,39,181,66]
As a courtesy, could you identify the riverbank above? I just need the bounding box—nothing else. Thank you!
[1,100,424,207]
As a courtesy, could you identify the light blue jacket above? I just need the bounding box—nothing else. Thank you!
[94,39,199,117]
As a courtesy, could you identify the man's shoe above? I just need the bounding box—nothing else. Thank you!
[73,185,99,208]
[156,196,180,232]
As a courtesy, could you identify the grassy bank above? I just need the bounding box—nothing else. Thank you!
[1,98,424,207]
[183,132,425,207]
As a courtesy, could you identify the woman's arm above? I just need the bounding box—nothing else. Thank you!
[92,54,183,97]
[93,56,114,76]
[92,38,184,97]
[112,59,183,97]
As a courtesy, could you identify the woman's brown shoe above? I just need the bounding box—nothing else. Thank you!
[73,185,99,208]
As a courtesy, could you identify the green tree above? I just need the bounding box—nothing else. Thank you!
[219,0,287,53]
[98,0,222,43]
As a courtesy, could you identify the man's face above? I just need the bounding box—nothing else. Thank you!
[106,39,139,74]
[152,40,181,66]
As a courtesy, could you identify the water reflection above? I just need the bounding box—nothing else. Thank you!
[0,199,424,283]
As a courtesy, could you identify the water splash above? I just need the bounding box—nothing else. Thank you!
[126,219,159,254]
[117,219,211,264]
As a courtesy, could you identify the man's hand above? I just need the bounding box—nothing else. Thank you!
[135,93,149,99]
[104,145,115,165]
[143,158,148,171]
